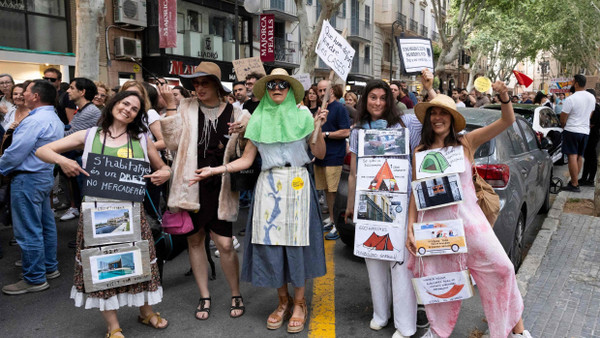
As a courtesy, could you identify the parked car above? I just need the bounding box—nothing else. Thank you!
[485,103,565,164]
[334,108,554,271]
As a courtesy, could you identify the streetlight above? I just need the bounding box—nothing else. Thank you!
[539,57,549,92]
[390,20,405,81]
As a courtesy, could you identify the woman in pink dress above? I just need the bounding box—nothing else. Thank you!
[406,81,532,338]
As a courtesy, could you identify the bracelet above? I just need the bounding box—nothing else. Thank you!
[499,95,511,104]
[222,164,229,176]
[166,108,177,111]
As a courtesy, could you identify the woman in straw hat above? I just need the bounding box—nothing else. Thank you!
[191,68,327,333]
[344,70,434,338]
[406,83,531,338]
[158,61,251,320]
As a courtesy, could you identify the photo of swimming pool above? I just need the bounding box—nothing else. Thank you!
[95,252,137,281]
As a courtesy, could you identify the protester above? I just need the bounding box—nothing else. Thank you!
[451,89,465,108]
[243,72,264,114]
[93,81,110,110]
[2,83,30,130]
[407,82,531,338]
[172,85,191,107]
[159,61,249,320]
[522,92,533,104]
[580,89,600,186]
[345,71,432,337]
[43,68,75,124]
[560,75,596,192]
[555,92,565,114]
[232,81,248,110]
[344,91,357,108]
[35,90,170,337]
[534,91,552,108]
[0,80,63,295]
[191,68,327,333]
[0,74,15,123]
[467,87,490,107]
[511,95,520,104]
[303,84,321,115]
[390,82,408,112]
[400,80,418,106]
[316,79,351,240]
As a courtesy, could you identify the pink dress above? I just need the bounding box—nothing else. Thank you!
[408,155,523,338]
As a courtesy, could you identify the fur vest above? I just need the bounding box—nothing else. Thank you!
[161,98,251,222]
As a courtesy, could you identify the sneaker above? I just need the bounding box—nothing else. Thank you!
[9,238,17,246]
[369,318,386,331]
[322,217,334,232]
[580,179,594,187]
[421,328,440,338]
[416,305,430,329]
[59,207,79,221]
[561,182,581,192]
[325,229,339,240]
[392,330,408,338]
[509,330,533,338]
[20,270,60,280]
[2,280,49,295]
[52,196,60,205]
[14,259,22,267]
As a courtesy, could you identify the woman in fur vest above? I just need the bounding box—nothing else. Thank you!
[191,68,327,333]
[158,62,251,320]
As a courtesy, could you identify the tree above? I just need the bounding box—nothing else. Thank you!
[74,0,105,79]
[296,0,345,75]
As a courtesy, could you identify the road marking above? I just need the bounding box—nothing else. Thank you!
[308,238,336,337]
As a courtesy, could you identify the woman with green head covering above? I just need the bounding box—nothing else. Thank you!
[191,68,327,333]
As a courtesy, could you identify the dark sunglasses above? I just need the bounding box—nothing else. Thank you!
[266,81,290,91]
[43,77,58,83]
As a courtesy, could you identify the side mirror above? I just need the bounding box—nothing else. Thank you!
[540,137,553,150]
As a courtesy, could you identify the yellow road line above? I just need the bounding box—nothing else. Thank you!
[308,238,336,338]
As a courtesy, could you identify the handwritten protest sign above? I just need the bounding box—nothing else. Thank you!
[315,20,355,81]
[396,37,434,75]
[354,222,405,262]
[293,73,312,91]
[83,154,151,202]
[232,56,266,81]
[412,270,474,305]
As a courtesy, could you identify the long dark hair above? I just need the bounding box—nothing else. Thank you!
[355,80,404,127]
[303,84,321,108]
[418,107,461,150]
[98,91,148,140]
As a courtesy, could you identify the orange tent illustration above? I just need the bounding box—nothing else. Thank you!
[363,232,394,251]
[368,160,399,191]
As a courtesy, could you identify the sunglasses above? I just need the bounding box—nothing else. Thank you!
[266,81,290,91]
[43,77,58,83]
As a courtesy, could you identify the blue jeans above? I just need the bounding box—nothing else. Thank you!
[11,171,58,284]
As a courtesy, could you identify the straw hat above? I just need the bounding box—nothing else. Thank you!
[180,61,231,95]
[253,68,305,104]
[414,94,466,132]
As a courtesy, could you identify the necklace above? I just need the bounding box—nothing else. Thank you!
[107,129,127,139]
[198,103,223,157]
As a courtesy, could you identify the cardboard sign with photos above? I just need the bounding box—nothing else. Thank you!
[413,219,467,256]
[82,201,142,247]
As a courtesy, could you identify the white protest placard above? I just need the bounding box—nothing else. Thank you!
[412,270,474,305]
[413,219,467,256]
[293,73,312,91]
[232,56,266,81]
[315,20,355,81]
[354,222,405,262]
[356,157,410,193]
[396,37,434,75]
[415,145,465,180]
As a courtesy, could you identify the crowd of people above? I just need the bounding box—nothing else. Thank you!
[10,65,600,338]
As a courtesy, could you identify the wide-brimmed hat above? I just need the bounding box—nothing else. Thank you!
[414,94,466,132]
[180,62,231,95]
[253,68,304,104]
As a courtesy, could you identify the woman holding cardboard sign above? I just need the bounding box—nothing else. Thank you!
[36,91,171,338]
[406,83,531,338]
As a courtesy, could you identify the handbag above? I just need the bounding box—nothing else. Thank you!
[472,165,500,227]
[230,141,260,191]
[161,210,194,235]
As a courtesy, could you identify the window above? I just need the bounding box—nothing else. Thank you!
[307,0,312,5]
[365,45,370,64]
[383,42,391,62]
[365,5,370,25]
[539,108,561,128]
[517,119,539,151]
[409,2,415,19]
[506,123,527,154]
[420,8,425,24]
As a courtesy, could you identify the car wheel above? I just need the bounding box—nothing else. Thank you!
[451,244,459,252]
[550,176,563,194]
[418,247,426,255]
[539,174,551,213]
[510,210,525,271]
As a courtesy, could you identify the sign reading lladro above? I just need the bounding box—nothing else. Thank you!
[83,154,151,202]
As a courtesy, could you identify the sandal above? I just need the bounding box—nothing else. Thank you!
[195,297,211,320]
[287,298,308,334]
[230,295,246,318]
[137,312,169,329]
[266,294,293,330]
[105,328,124,338]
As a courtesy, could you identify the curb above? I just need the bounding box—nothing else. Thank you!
[515,191,568,297]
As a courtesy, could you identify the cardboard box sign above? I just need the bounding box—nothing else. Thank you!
[83,153,151,202]
[81,241,152,293]
[413,219,467,256]
[412,270,474,305]
[82,201,142,247]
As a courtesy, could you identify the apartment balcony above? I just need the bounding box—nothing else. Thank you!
[350,57,373,77]
[396,13,407,30]
[409,19,418,33]
[420,25,428,38]
[262,0,297,21]
[347,20,373,43]
[273,37,300,67]
[374,6,407,30]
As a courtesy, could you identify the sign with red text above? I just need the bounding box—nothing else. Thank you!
[260,14,275,62]
[412,270,474,305]
[315,20,355,81]
[158,0,177,48]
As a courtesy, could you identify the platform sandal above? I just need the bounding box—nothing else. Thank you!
[266,294,293,329]
[287,298,308,334]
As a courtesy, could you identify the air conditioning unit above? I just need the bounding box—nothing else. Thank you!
[114,0,147,27]
[115,36,142,59]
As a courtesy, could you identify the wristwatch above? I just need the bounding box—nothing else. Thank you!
[325,132,330,139]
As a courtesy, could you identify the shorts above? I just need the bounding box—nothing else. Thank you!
[562,130,589,156]
[314,165,343,192]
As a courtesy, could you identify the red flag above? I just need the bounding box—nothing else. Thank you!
[512,70,533,88]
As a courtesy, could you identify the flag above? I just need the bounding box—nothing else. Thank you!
[512,70,533,88]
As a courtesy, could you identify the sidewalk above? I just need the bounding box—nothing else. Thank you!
[517,186,600,337]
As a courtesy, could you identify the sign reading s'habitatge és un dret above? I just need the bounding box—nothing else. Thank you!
[83,154,151,202]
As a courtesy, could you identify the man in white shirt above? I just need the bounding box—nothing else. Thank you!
[452,89,466,107]
[560,74,596,192]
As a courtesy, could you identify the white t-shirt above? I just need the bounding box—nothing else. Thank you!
[562,90,596,135]
[456,101,466,108]
[145,108,161,141]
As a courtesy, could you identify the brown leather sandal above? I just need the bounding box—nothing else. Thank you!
[266,294,293,330]
[138,312,169,329]
[287,298,308,334]
[105,328,124,338]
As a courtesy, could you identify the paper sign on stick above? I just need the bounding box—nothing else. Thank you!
[315,20,355,81]
[412,270,474,305]
[396,37,434,75]
[293,73,312,91]
[232,56,266,81]
[414,145,465,180]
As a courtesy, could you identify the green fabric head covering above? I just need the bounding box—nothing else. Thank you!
[244,88,314,144]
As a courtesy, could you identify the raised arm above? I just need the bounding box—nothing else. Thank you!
[421,68,436,101]
[309,108,327,159]
[464,81,515,150]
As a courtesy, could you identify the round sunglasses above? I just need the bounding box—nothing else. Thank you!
[266,80,290,91]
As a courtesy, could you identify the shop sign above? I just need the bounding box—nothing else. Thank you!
[260,14,275,62]
[200,36,220,60]
[158,0,177,48]
[169,60,196,76]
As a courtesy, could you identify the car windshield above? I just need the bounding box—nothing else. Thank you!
[486,105,534,124]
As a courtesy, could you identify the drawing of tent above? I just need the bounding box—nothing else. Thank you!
[363,232,394,251]
[368,160,399,191]
[420,152,450,174]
